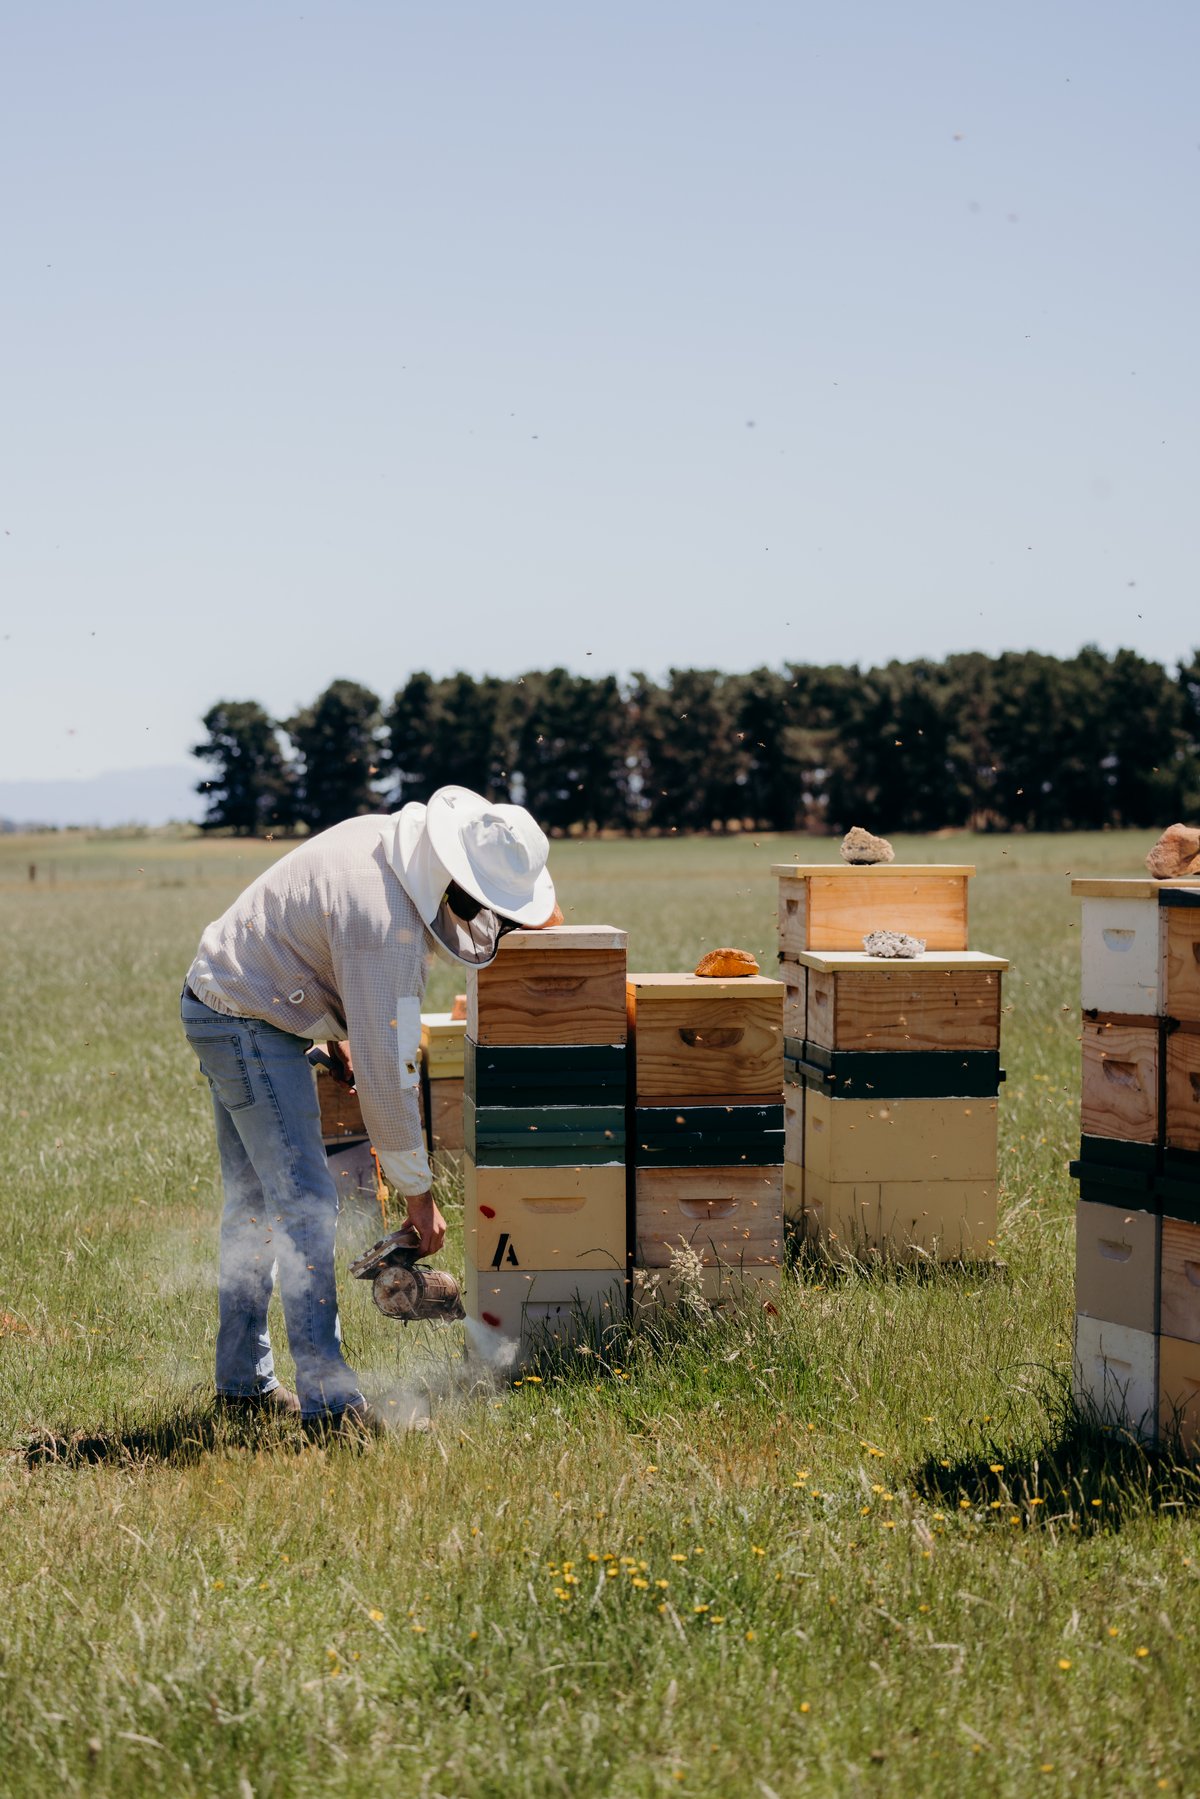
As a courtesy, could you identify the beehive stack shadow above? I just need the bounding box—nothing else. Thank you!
[626,971,785,1313]
[463,926,630,1366]
[773,861,1006,1262]
[1070,878,1200,1450]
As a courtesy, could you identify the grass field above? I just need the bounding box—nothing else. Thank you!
[2,827,1198,1798]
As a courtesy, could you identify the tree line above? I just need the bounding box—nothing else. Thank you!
[192,648,1200,837]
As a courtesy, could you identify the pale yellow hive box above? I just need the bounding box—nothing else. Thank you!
[420,1012,466,1079]
[773,863,975,955]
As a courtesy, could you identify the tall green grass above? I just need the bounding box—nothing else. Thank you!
[1,829,1197,1797]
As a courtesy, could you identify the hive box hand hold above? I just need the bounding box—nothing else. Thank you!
[1166,1029,1200,1154]
[772,863,973,957]
[797,951,1006,1053]
[802,1170,996,1260]
[463,1160,627,1274]
[467,925,628,1046]
[627,973,784,1104]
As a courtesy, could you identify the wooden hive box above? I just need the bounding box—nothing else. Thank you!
[1160,1216,1200,1343]
[773,863,973,956]
[1080,1016,1161,1145]
[627,973,784,1105]
[632,1262,781,1315]
[1163,890,1200,1025]
[1159,1335,1200,1454]
[1071,1133,1159,1201]
[791,1043,1003,1100]
[421,1012,466,1079]
[798,950,1006,1053]
[876,1178,996,1258]
[631,1103,784,1167]
[464,1265,627,1365]
[427,1078,465,1156]
[313,1063,367,1142]
[467,925,627,1047]
[1166,1028,1200,1154]
[464,1040,627,1108]
[1073,879,1169,1016]
[1075,1199,1160,1334]
[1074,1315,1158,1444]
[803,1090,999,1186]
[464,1160,627,1274]
[634,1165,783,1268]
[464,1096,625,1168]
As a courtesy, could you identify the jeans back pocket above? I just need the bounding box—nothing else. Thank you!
[195,1032,255,1111]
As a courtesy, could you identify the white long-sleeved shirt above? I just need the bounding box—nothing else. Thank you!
[186,815,434,1195]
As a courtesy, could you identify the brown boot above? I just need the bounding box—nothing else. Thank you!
[303,1400,392,1442]
[217,1385,302,1417]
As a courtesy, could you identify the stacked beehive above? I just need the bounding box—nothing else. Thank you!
[464,925,630,1362]
[311,1058,379,1202]
[773,863,1007,1259]
[1070,879,1200,1449]
[420,1010,466,1159]
[626,971,785,1309]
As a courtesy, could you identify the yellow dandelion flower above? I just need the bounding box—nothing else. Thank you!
[411,1623,425,1634]
[799,1701,810,1713]
[745,1629,755,1641]
[694,1604,709,1614]
[212,1580,224,1590]
[1057,1658,1071,1671]
[1108,1626,1120,1637]
[670,1553,687,1563]
[989,1463,1004,1474]
[631,1577,649,1589]
[468,1630,478,1641]
[959,1500,971,1510]
[1135,1646,1150,1658]
[751,1545,765,1556]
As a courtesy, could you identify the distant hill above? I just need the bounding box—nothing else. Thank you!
[0,765,205,830]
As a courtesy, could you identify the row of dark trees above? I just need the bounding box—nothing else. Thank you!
[192,648,1200,836]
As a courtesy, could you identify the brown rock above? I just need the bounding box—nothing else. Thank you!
[1145,824,1200,879]
[840,826,895,865]
[694,947,760,978]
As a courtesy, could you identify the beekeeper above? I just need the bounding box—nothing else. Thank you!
[180,787,559,1431]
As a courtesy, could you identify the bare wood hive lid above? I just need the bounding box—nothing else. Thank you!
[770,863,976,879]
[790,949,1008,974]
[627,972,786,998]
[1070,877,1200,900]
[494,924,628,952]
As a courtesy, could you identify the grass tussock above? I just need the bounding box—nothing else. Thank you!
[1,829,1199,1796]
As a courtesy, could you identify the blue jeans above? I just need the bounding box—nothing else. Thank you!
[181,988,365,1419]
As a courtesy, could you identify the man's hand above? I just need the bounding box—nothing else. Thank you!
[535,903,565,928]
[327,1039,355,1087]
[402,1191,447,1258]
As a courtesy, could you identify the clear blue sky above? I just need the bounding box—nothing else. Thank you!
[3,0,1198,783]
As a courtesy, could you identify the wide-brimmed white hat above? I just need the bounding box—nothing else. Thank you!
[385,786,556,928]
